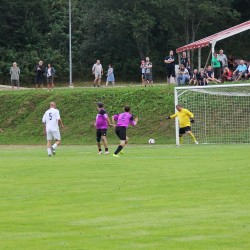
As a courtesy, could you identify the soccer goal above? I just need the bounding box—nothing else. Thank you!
[174,83,250,145]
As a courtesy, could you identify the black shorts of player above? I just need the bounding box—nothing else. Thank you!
[115,126,127,140]
[96,129,107,142]
[179,126,191,135]
[145,73,153,82]
[166,68,176,78]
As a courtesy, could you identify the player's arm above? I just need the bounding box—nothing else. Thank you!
[106,115,113,126]
[112,115,118,126]
[166,113,177,119]
[185,109,195,123]
[130,115,138,126]
[58,119,64,128]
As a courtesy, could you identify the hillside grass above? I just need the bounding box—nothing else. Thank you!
[0,85,176,145]
[1,144,250,249]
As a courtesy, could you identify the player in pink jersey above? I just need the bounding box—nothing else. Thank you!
[112,105,138,157]
[95,102,111,155]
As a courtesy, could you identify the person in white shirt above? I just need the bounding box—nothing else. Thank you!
[42,102,64,156]
[92,60,103,87]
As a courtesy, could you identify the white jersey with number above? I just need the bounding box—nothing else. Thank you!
[42,108,60,132]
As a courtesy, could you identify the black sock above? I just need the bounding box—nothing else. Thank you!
[99,148,102,152]
[105,148,108,152]
[114,145,123,155]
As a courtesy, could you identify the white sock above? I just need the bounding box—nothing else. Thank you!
[47,148,52,155]
[52,144,58,149]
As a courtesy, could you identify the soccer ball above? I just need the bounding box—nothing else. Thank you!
[148,139,155,144]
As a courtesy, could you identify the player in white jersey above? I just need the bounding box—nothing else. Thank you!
[42,102,64,156]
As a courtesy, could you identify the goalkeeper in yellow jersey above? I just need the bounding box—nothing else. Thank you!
[166,104,198,145]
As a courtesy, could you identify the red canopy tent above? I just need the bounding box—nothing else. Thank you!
[176,20,250,69]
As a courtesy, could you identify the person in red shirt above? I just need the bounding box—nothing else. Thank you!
[222,67,233,82]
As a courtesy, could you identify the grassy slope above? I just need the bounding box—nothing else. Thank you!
[0,86,176,145]
[0,145,250,249]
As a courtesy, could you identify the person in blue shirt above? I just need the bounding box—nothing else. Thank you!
[233,60,247,81]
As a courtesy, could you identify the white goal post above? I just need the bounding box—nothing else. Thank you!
[174,83,250,145]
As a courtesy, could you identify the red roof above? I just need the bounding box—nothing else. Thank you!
[176,20,250,53]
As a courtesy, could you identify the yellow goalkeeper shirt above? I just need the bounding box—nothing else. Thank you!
[170,108,194,128]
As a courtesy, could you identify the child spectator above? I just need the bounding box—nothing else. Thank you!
[206,65,220,83]
[198,68,207,86]
[189,69,199,86]
[106,64,115,86]
[222,67,233,82]
[140,60,146,85]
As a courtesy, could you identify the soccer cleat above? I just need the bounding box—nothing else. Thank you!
[51,147,56,155]
[104,151,109,155]
[98,151,102,155]
[194,141,199,144]
[119,150,124,155]
[113,153,120,157]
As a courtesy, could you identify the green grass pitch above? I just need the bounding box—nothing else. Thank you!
[0,144,250,250]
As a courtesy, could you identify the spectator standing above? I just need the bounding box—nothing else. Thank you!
[92,60,103,87]
[140,60,146,85]
[206,65,220,83]
[211,52,221,80]
[180,51,190,74]
[9,62,20,90]
[164,50,176,84]
[233,60,247,81]
[222,67,233,82]
[106,64,115,86]
[177,64,190,85]
[217,49,228,70]
[35,60,45,89]
[144,57,153,86]
[45,63,56,91]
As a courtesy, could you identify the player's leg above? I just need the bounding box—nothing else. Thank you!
[186,128,198,144]
[51,131,61,155]
[101,129,109,154]
[113,127,126,157]
[46,131,53,156]
[96,129,102,154]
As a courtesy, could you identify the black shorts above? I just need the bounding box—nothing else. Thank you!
[35,75,44,84]
[166,68,176,78]
[11,79,19,87]
[142,73,146,79]
[145,73,153,82]
[115,126,127,140]
[47,76,54,84]
[96,129,107,142]
[179,126,191,135]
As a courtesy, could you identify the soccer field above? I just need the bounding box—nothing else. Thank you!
[0,145,250,250]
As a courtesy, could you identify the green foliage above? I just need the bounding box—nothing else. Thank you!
[0,86,176,145]
[0,0,247,84]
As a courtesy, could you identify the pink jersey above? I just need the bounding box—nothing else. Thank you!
[113,112,136,128]
[95,109,108,129]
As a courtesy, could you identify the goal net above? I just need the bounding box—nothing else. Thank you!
[174,83,250,145]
